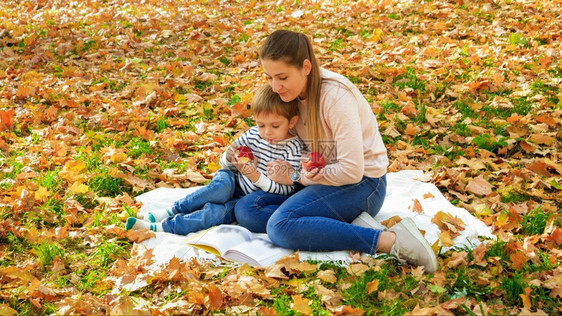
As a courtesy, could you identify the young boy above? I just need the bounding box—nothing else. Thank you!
[125,84,304,235]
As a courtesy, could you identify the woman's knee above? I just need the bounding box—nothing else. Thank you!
[266,211,294,248]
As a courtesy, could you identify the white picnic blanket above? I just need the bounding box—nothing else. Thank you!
[135,170,495,267]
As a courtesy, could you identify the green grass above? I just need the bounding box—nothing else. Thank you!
[89,238,130,267]
[500,273,526,305]
[35,241,65,267]
[392,67,426,93]
[128,137,153,158]
[446,267,492,300]
[38,169,62,192]
[379,100,402,116]
[328,39,344,51]
[472,134,508,152]
[87,170,131,197]
[521,207,550,235]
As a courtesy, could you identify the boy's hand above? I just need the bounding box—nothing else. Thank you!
[231,154,258,177]
[266,160,294,185]
[225,145,237,163]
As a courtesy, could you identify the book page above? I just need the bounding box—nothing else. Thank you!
[187,225,253,256]
[223,235,292,267]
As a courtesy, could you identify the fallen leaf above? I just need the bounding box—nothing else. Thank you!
[510,251,529,269]
[465,175,493,196]
[412,198,424,214]
[317,270,337,284]
[366,279,379,294]
[519,287,532,309]
[330,305,365,315]
[0,109,15,131]
[0,304,17,316]
[423,192,435,199]
[207,284,223,310]
[439,230,455,248]
[291,295,312,316]
[126,229,156,243]
[381,216,402,228]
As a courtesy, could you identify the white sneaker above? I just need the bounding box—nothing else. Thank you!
[388,218,439,274]
[351,212,387,231]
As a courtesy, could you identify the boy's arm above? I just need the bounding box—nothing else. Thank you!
[219,131,249,171]
[253,139,303,195]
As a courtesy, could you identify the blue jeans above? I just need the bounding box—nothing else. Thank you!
[235,175,387,254]
[162,169,244,235]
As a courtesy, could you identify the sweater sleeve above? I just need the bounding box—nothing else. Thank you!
[301,88,365,186]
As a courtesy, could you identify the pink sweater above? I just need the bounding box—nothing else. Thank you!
[296,68,388,186]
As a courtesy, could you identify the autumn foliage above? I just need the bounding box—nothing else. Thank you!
[0,0,560,314]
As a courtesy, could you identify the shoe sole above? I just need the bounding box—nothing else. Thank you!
[400,218,439,273]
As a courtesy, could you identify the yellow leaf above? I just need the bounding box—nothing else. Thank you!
[111,152,128,163]
[367,279,379,294]
[208,161,221,173]
[65,160,87,173]
[69,182,89,194]
[35,186,50,202]
[520,287,532,309]
[292,295,312,316]
[431,239,440,254]
[0,304,17,316]
[439,230,455,247]
[372,28,382,42]
[117,210,130,221]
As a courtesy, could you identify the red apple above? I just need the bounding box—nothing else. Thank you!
[303,152,326,172]
[236,146,254,164]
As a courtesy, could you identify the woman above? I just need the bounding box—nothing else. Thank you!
[234,30,438,273]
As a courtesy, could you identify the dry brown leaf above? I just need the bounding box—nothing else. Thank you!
[423,192,435,199]
[207,284,224,310]
[126,229,156,243]
[330,305,365,315]
[346,263,370,277]
[465,175,493,196]
[317,270,337,284]
[381,215,402,228]
[412,198,424,214]
[445,251,468,268]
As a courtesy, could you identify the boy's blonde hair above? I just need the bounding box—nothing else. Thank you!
[251,84,299,120]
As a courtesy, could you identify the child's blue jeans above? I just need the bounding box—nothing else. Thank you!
[162,169,244,235]
[234,175,387,254]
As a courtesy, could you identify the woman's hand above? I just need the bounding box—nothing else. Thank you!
[266,160,294,185]
[302,167,324,182]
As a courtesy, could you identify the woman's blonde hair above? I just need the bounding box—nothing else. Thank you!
[259,30,323,151]
[251,83,299,120]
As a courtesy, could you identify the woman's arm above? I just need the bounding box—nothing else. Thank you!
[301,87,366,186]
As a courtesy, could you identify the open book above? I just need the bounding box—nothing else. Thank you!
[186,225,293,267]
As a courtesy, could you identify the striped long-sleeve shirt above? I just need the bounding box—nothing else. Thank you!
[220,126,304,196]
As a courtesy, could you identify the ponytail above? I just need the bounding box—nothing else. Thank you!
[260,30,323,152]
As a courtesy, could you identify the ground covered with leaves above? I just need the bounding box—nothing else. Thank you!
[0,0,560,314]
